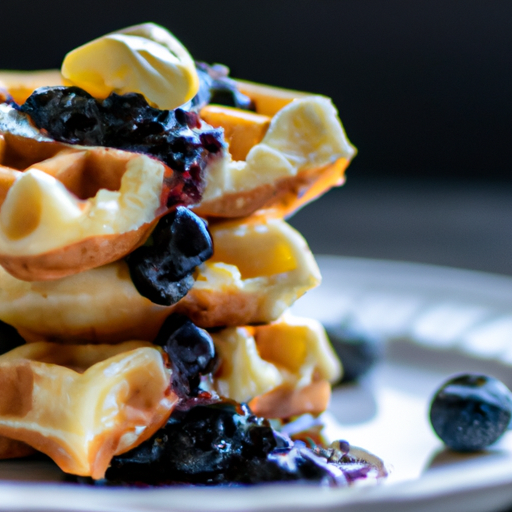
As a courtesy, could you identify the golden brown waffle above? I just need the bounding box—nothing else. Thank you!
[1,73,354,223]
[0,216,320,343]
[212,313,341,419]
[0,106,169,281]
[195,93,355,219]
[0,312,336,468]
[0,341,176,478]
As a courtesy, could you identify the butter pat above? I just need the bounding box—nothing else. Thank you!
[62,23,198,110]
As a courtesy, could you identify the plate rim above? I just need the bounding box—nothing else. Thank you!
[1,255,512,512]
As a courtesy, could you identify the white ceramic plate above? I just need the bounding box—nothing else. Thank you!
[1,255,512,512]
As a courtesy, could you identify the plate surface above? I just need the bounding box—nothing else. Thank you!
[1,255,512,512]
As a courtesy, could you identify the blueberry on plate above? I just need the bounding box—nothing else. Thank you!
[324,324,383,383]
[429,373,512,452]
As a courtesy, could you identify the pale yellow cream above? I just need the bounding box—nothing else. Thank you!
[62,23,198,110]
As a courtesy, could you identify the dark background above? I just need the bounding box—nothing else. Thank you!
[2,1,512,274]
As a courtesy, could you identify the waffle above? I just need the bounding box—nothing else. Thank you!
[0,104,169,281]
[195,94,354,218]
[1,73,354,222]
[212,313,341,418]
[0,216,319,343]
[0,313,338,468]
[0,341,175,478]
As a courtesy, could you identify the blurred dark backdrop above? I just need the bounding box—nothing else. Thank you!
[2,0,511,180]
[2,0,512,273]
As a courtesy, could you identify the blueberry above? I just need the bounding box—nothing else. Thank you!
[324,324,383,383]
[126,206,213,306]
[154,314,217,397]
[429,374,512,451]
[20,86,104,145]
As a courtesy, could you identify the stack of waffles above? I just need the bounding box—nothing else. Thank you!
[0,24,357,482]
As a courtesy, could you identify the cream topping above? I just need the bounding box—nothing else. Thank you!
[62,23,198,110]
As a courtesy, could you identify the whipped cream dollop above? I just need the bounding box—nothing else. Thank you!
[61,23,199,110]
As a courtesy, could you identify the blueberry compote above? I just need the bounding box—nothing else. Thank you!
[126,206,213,306]
[100,400,373,486]
[71,313,382,487]
[19,86,225,206]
